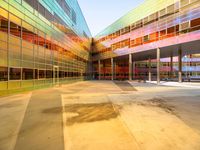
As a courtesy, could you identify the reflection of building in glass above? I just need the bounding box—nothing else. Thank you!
[92,0,200,82]
[0,0,91,94]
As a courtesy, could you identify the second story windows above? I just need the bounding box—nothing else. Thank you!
[180,0,190,7]
[180,21,190,33]
[190,18,200,31]
[143,35,149,43]
[94,0,200,57]
[121,26,130,35]
[56,0,71,17]
[71,9,77,25]
[0,16,8,33]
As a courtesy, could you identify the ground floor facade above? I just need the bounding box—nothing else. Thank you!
[92,53,200,83]
[0,1,91,95]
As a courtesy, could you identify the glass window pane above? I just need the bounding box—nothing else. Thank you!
[22,68,33,80]
[10,21,21,37]
[46,70,53,78]
[143,35,149,42]
[0,16,8,33]
[38,36,45,47]
[167,27,175,34]
[0,67,8,81]
[39,70,45,79]
[191,18,200,27]
[34,69,38,79]
[22,21,35,43]
[10,68,21,80]
[180,0,189,7]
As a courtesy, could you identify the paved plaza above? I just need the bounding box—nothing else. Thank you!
[0,81,200,150]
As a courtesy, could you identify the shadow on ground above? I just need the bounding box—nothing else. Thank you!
[114,81,137,91]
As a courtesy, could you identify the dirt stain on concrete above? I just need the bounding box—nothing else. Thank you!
[43,103,121,126]
[65,103,121,125]
[136,98,177,115]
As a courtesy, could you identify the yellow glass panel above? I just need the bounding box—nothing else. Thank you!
[9,44,21,59]
[21,80,34,88]
[8,81,21,90]
[0,50,7,66]
[38,30,45,38]
[0,82,7,90]
[0,40,8,50]
[22,21,34,33]
[9,59,21,67]
[9,35,21,45]
[0,7,8,19]
[22,41,33,49]
[9,13,21,26]
[0,31,8,42]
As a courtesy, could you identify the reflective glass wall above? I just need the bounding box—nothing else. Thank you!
[93,0,200,81]
[0,0,91,94]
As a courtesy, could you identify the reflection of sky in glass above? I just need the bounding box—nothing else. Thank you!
[174,17,180,24]
[78,0,145,36]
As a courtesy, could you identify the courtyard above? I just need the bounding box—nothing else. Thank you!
[0,81,200,150]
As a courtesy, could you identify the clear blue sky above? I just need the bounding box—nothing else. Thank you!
[78,0,145,36]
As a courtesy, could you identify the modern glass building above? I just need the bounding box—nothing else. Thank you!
[1,0,200,95]
[0,0,91,94]
[92,0,200,82]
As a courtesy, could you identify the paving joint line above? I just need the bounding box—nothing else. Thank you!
[107,95,143,150]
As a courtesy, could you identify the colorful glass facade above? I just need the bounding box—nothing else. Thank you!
[92,0,200,81]
[1,0,200,95]
[0,0,91,94]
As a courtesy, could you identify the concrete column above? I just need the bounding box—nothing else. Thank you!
[98,60,101,80]
[103,61,105,78]
[178,49,182,83]
[170,55,173,78]
[129,54,132,80]
[157,48,160,85]
[132,62,135,79]
[189,54,192,78]
[111,58,114,80]
[114,61,116,79]
[148,58,152,82]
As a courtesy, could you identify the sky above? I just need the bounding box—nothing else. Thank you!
[78,0,145,36]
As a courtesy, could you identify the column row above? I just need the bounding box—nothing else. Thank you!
[97,49,183,84]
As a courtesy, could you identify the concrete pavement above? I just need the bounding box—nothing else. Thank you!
[0,81,200,150]
[146,81,200,88]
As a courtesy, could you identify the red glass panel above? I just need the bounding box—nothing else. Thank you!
[22,27,35,43]
[0,16,8,33]
[10,22,21,37]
